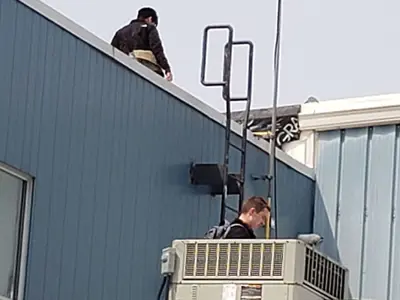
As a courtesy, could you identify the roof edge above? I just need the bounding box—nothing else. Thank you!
[17,0,314,179]
[230,104,301,121]
[299,93,400,131]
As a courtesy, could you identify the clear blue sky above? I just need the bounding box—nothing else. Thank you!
[42,0,400,112]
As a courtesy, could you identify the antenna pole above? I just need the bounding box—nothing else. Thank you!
[268,0,283,239]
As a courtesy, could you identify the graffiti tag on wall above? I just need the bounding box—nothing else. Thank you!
[243,115,300,148]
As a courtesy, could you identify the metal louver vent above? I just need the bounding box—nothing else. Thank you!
[304,247,347,300]
[191,285,198,300]
[183,241,284,280]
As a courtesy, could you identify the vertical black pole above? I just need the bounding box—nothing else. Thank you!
[269,0,283,239]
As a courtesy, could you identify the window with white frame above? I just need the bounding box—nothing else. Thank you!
[0,165,32,300]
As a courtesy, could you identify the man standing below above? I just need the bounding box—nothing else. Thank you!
[111,7,173,81]
[224,196,270,239]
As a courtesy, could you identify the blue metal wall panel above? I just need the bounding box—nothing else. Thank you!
[314,125,400,300]
[0,0,315,299]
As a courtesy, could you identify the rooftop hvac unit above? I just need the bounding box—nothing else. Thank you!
[164,239,349,300]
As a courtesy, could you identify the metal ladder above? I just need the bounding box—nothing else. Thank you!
[190,25,254,225]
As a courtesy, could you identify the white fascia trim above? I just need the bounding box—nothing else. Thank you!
[18,178,33,300]
[299,93,400,132]
[0,162,33,300]
[0,162,32,181]
[16,0,314,179]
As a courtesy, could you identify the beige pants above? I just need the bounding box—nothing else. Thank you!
[131,50,164,77]
[136,59,164,77]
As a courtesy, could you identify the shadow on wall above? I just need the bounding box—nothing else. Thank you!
[314,184,353,299]
[270,162,315,239]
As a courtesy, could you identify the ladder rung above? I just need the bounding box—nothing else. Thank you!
[225,205,239,213]
[230,97,248,102]
[229,143,244,152]
[229,173,244,184]
[234,179,244,185]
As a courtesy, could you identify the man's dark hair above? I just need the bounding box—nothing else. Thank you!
[137,7,158,26]
[240,196,270,214]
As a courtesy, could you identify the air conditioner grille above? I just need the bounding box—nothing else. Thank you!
[183,241,284,279]
[304,247,347,300]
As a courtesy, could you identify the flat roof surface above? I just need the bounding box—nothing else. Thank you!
[17,0,314,179]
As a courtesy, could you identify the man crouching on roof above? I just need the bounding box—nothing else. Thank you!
[111,7,173,81]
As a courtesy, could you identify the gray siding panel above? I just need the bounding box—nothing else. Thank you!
[314,125,400,300]
[0,0,314,299]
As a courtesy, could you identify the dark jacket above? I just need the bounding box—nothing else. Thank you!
[224,218,256,239]
[111,19,171,72]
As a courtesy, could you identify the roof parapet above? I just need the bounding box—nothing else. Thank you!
[299,93,400,131]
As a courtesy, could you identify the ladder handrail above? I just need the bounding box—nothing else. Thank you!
[200,25,233,92]
[200,25,254,225]
[231,40,254,209]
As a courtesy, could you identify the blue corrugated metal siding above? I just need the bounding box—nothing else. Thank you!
[314,125,400,300]
[0,0,314,299]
